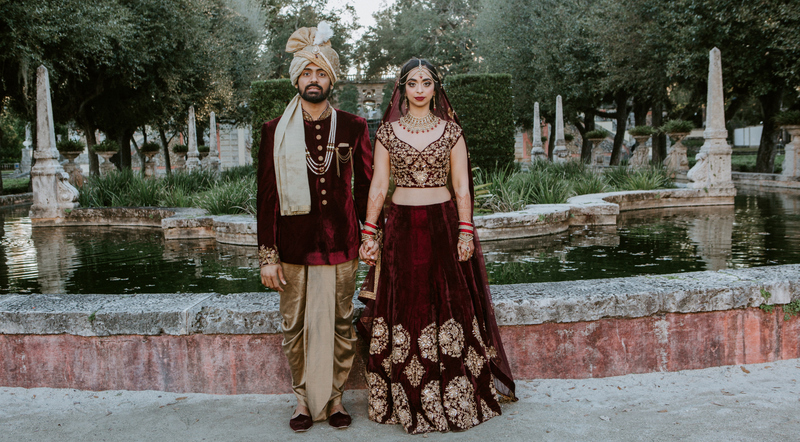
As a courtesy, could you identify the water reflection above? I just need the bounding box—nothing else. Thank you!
[1,187,799,293]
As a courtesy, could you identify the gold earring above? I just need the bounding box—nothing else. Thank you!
[433,95,436,111]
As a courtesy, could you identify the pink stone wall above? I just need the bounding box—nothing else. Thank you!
[2,307,798,394]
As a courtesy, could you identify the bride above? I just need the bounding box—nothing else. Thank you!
[357,58,516,434]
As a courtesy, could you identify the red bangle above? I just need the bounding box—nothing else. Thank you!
[458,221,473,226]
[364,221,379,229]
[361,230,375,236]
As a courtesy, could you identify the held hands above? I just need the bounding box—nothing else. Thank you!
[260,264,286,291]
[359,238,380,266]
[457,238,474,262]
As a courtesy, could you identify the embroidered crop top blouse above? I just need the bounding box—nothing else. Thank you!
[375,120,464,187]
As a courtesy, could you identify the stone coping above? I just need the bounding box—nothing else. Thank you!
[1,264,797,337]
[732,172,800,189]
[0,192,33,207]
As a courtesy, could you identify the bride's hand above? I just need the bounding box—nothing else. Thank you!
[359,239,380,266]
[457,238,474,262]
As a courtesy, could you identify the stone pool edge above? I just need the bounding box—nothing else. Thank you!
[2,264,799,394]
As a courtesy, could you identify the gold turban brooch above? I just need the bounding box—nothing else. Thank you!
[286,22,340,86]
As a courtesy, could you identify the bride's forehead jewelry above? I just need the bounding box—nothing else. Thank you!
[400,59,439,85]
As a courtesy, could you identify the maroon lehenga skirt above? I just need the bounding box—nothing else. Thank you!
[357,200,516,434]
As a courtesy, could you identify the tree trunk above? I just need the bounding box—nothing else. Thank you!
[633,99,649,127]
[82,123,100,176]
[609,91,629,166]
[755,90,782,173]
[579,109,595,163]
[130,137,144,177]
[158,125,172,177]
[651,102,666,164]
[118,129,134,170]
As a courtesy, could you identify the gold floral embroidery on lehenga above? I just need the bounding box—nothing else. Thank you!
[381,357,392,375]
[472,317,485,348]
[443,376,479,429]
[392,324,411,364]
[438,318,464,358]
[465,346,485,378]
[414,413,433,434]
[367,372,389,422]
[418,323,438,362]
[391,383,413,428]
[421,380,448,432]
[480,399,498,421]
[403,355,425,387]
[370,317,389,355]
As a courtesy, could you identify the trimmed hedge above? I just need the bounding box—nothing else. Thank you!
[444,74,515,171]
[250,79,297,166]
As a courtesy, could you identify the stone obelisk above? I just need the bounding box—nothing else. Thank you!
[531,102,546,161]
[202,111,221,171]
[185,106,201,171]
[687,48,733,190]
[552,95,569,163]
[29,66,79,221]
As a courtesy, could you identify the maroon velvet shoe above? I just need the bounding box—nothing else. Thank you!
[328,412,352,429]
[289,413,313,432]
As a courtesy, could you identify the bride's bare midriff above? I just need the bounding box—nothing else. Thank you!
[391,186,451,206]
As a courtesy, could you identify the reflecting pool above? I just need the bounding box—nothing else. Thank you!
[1,187,799,294]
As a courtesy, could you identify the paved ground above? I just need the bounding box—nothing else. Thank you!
[2,359,799,442]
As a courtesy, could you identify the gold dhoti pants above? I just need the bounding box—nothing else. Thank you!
[279,259,358,421]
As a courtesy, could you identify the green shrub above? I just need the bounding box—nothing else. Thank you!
[123,176,163,206]
[220,165,256,182]
[572,172,609,195]
[541,136,547,142]
[661,119,694,134]
[94,139,119,152]
[79,169,135,207]
[445,74,515,171]
[628,125,657,136]
[140,141,161,152]
[585,129,610,139]
[775,110,800,126]
[250,79,297,167]
[163,169,218,194]
[173,144,188,153]
[197,145,210,153]
[683,138,704,150]
[194,176,256,215]
[158,186,194,208]
[2,177,30,195]
[56,139,84,152]
[564,133,575,142]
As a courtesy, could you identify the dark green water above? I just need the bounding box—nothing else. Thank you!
[1,187,798,294]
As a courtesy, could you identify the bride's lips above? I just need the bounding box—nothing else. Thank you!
[414,96,425,101]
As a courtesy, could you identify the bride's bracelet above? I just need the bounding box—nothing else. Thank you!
[458,220,474,244]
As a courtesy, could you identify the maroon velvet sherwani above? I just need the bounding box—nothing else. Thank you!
[257,106,373,421]
[257,108,372,265]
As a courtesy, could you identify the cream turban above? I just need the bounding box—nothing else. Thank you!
[286,22,340,86]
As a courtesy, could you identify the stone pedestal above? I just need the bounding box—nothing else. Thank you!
[202,111,221,172]
[780,125,800,179]
[60,151,85,187]
[664,132,690,174]
[552,142,569,163]
[186,106,201,171]
[143,151,159,177]
[29,65,79,221]
[688,48,733,191]
[630,136,651,168]
[588,139,605,166]
[98,151,117,175]
[173,151,187,171]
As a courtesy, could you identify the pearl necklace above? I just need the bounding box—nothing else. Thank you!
[399,112,439,134]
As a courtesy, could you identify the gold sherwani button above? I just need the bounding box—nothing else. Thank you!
[321,190,327,195]
[316,134,322,140]
[318,155,324,161]
[322,199,328,205]
[317,145,323,151]
[315,124,321,130]
[320,178,326,183]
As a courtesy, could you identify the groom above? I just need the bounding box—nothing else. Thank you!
[257,23,374,432]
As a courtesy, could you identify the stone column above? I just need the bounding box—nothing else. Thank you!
[202,111,221,172]
[185,106,201,171]
[531,102,546,161]
[29,66,79,221]
[552,95,569,163]
[687,48,733,191]
[780,126,800,179]
[20,123,33,175]
[687,205,734,270]
[238,127,248,166]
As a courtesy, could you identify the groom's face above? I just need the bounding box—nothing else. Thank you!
[297,63,332,104]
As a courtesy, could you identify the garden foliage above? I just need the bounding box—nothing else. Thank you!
[250,79,297,167]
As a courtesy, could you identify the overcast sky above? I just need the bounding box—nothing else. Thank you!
[329,0,393,38]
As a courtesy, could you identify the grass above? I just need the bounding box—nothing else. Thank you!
[474,161,675,213]
[1,176,30,195]
[78,166,257,215]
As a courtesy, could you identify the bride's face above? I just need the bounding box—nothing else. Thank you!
[405,70,435,111]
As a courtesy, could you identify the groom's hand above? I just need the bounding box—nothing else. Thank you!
[261,264,286,291]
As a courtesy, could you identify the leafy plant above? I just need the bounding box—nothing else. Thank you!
[56,139,84,152]
[172,144,188,153]
[628,125,657,136]
[94,139,120,152]
[194,176,256,215]
[774,110,800,126]
[564,133,575,142]
[197,145,210,153]
[784,299,800,321]
[661,119,694,134]
[140,141,161,152]
[585,129,609,139]
[759,288,774,313]
[541,136,547,142]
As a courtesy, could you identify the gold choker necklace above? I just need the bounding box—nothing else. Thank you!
[398,112,439,134]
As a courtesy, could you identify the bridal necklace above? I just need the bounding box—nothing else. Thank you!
[399,111,439,134]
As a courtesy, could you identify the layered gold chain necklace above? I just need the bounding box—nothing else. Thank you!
[398,111,440,134]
